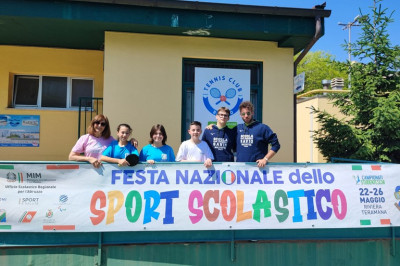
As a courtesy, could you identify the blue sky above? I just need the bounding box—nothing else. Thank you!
[182,0,400,62]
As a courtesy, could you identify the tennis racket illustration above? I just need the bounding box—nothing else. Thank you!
[210,88,236,105]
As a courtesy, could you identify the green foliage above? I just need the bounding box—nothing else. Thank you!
[295,51,347,93]
[8,134,20,139]
[313,0,400,163]
[312,107,362,159]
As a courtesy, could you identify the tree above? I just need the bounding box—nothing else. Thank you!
[313,0,400,163]
[295,51,347,93]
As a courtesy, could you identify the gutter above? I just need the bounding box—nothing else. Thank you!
[296,89,350,99]
[69,0,332,17]
[294,15,323,69]
[293,7,326,163]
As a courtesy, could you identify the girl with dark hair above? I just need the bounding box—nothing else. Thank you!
[139,124,175,164]
[69,114,113,168]
[101,124,139,166]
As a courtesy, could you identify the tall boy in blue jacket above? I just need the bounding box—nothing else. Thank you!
[202,107,236,162]
[237,101,280,167]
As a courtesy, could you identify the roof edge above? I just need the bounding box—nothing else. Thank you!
[67,0,332,17]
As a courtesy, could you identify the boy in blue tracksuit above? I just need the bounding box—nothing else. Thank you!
[236,101,280,167]
[202,107,236,162]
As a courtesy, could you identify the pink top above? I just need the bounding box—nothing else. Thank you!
[71,134,114,160]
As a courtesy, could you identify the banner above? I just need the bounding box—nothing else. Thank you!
[0,162,399,232]
[194,68,250,129]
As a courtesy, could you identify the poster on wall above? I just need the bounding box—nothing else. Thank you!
[194,68,250,130]
[0,115,40,147]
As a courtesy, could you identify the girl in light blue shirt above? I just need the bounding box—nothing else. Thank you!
[101,123,138,166]
[139,124,175,164]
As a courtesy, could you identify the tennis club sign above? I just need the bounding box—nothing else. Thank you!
[194,68,251,127]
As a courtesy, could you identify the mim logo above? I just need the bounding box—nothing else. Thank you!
[27,173,42,179]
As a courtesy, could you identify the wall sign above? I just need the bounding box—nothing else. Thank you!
[194,68,250,129]
[0,115,40,147]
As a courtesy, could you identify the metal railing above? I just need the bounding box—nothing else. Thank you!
[330,157,382,163]
[77,97,103,139]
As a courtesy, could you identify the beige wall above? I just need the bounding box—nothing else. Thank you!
[104,32,294,162]
[0,46,104,161]
[296,96,345,163]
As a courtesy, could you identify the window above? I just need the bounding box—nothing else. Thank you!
[13,75,94,109]
[13,76,39,106]
[182,59,263,140]
[71,79,94,107]
[41,77,67,108]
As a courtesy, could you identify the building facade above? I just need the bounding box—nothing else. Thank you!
[0,0,330,162]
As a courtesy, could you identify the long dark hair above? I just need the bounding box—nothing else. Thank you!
[116,123,132,141]
[149,124,167,145]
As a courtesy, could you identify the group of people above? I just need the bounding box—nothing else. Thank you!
[68,101,280,168]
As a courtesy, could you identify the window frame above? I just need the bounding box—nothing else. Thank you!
[12,75,94,110]
[181,58,263,141]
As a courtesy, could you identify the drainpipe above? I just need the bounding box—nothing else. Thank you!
[293,14,323,162]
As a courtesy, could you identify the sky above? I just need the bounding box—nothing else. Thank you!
[182,0,400,62]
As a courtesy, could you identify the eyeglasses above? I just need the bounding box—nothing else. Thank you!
[218,113,229,118]
[94,121,106,127]
[240,112,252,116]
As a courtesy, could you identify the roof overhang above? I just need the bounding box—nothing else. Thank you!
[0,0,331,54]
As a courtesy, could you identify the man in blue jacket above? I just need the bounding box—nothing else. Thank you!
[236,101,280,167]
[202,107,237,162]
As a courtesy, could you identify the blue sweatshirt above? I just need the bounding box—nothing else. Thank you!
[236,121,280,162]
[202,125,237,162]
